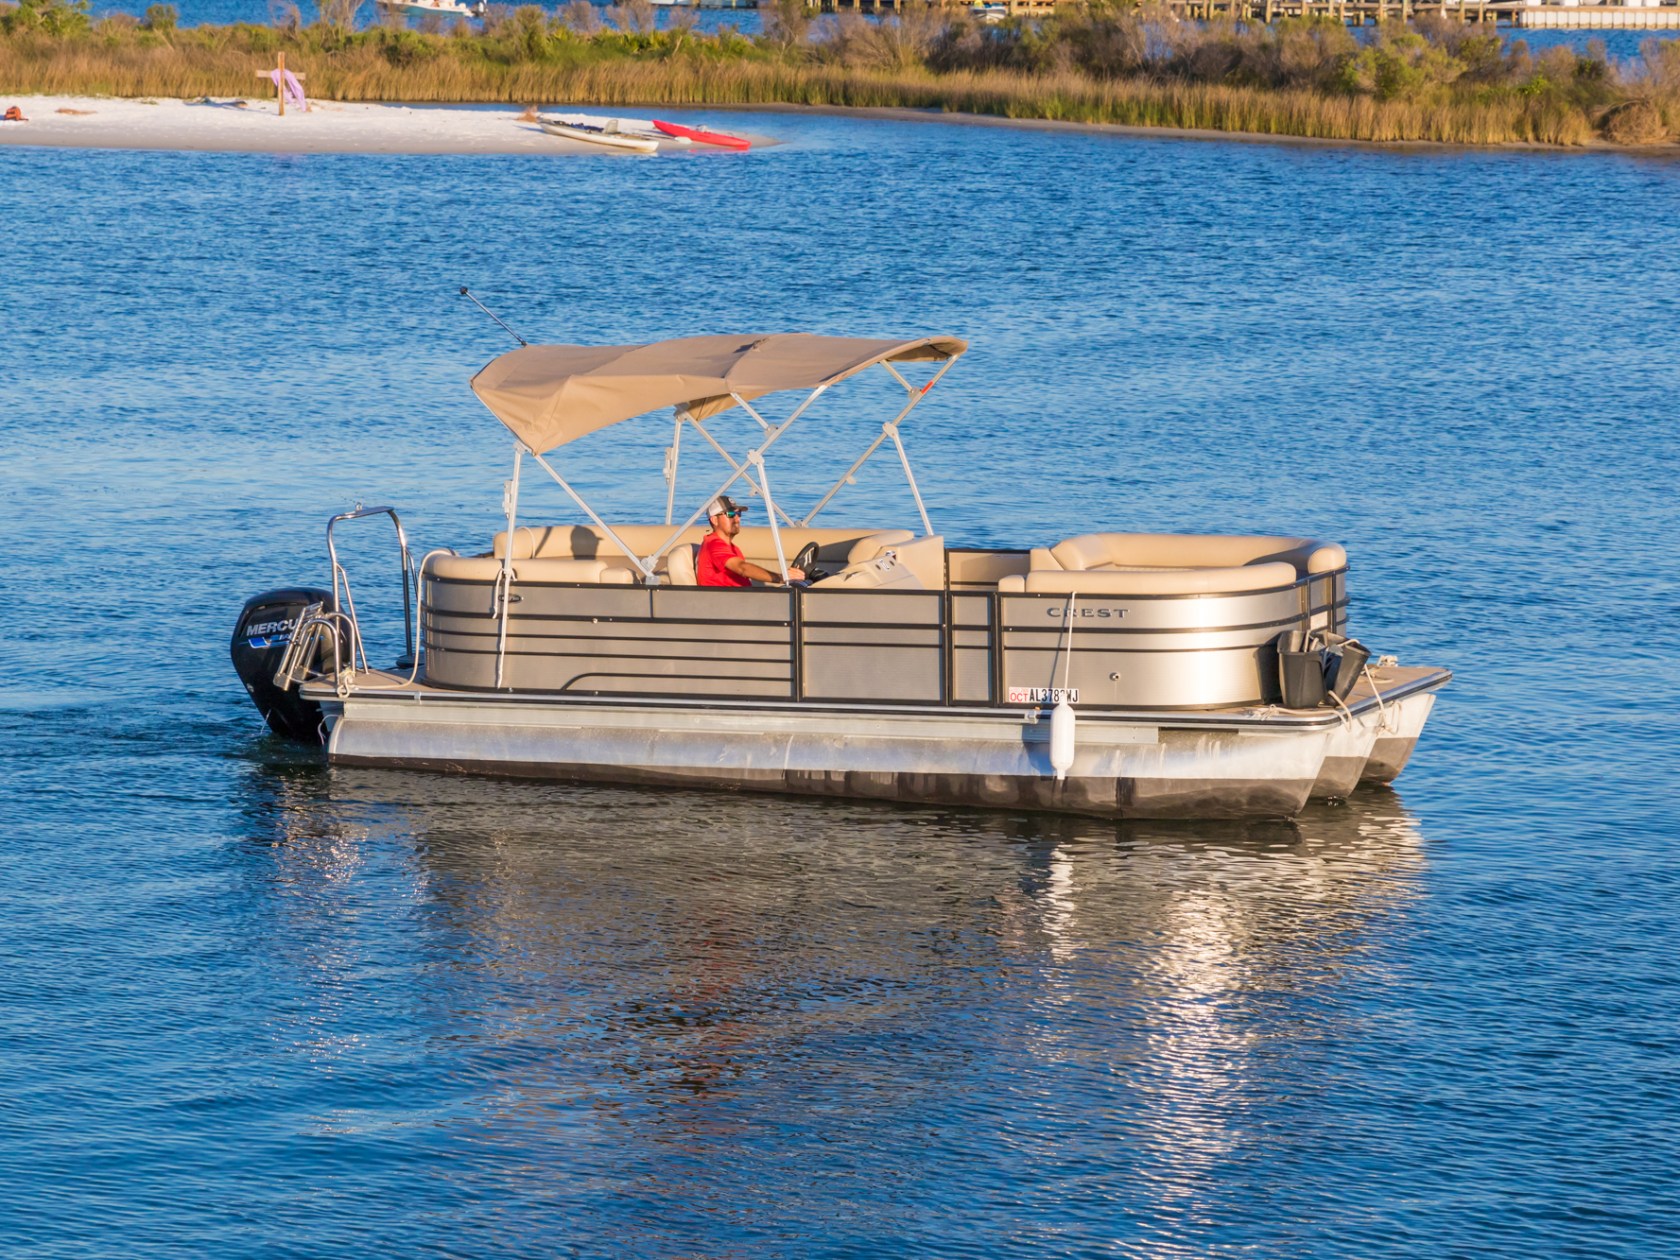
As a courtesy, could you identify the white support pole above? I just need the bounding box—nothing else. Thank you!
[888,423,934,537]
[641,387,827,574]
[802,429,889,525]
[730,387,825,453]
[651,462,769,570]
[800,360,954,525]
[753,452,790,583]
[881,362,916,394]
[527,450,658,582]
[494,443,523,689]
[664,414,683,527]
[685,418,795,526]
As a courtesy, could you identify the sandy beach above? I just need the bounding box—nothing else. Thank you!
[1,93,1657,158]
[0,93,1305,157]
[0,95,762,155]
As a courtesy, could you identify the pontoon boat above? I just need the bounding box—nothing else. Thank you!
[231,333,1449,819]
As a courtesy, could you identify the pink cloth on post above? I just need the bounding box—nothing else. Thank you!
[267,69,307,111]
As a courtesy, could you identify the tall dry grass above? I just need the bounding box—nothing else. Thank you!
[0,2,1670,148]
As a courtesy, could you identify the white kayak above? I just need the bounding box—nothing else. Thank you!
[538,116,678,153]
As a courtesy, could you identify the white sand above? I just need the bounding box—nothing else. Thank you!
[0,95,759,155]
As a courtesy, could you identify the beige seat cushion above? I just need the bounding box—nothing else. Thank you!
[430,554,634,584]
[491,524,917,575]
[1049,533,1345,577]
[430,554,505,581]
[517,558,636,584]
[666,542,698,586]
[1023,562,1298,596]
[492,524,704,563]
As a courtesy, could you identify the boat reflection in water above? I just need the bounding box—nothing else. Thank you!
[238,765,1429,1240]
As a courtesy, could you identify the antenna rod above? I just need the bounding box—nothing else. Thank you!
[458,286,529,347]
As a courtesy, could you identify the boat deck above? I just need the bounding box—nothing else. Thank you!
[310,662,1448,727]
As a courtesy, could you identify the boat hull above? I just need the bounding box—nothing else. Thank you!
[652,120,751,150]
[538,122,659,153]
[315,679,1445,819]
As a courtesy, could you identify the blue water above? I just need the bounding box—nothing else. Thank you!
[98,0,770,33]
[4,113,1679,1256]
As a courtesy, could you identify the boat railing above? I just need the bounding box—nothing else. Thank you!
[272,604,350,692]
[326,505,415,672]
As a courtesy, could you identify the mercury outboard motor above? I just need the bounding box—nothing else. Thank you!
[230,587,340,743]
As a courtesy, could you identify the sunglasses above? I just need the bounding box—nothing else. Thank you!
[724,509,746,519]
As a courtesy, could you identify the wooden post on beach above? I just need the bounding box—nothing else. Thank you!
[257,51,306,118]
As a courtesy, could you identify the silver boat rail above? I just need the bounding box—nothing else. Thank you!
[279,547,458,697]
[327,505,415,671]
[271,603,350,692]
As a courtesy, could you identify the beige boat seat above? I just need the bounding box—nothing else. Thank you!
[429,555,636,584]
[1052,533,1345,576]
[491,523,918,586]
[666,542,699,586]
[996,534,1345,596]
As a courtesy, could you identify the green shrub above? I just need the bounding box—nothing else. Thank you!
[2,0,92,37]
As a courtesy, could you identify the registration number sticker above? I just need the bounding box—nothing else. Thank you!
[1008,687,1079,704]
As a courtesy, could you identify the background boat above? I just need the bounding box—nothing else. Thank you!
[373,0,484,17]
[538,119,660,153]
[545,112,690,144]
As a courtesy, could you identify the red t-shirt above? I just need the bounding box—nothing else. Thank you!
[698,533,751,587]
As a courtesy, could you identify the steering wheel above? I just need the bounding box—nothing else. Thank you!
[790,541,831,584]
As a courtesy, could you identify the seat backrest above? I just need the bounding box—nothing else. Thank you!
[1049,533,1345,576]
[493,524,706,563]
[515,558,637,584]
[665,542,698,586]
[491,524,918,572]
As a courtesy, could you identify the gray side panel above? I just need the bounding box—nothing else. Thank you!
[800,590,942,626]
[799,588,944,703]
[1002,643,1273,709]
[802,645,943,703]
[952,647,992,704]
[655,587,792,623]
[422,577,795,697]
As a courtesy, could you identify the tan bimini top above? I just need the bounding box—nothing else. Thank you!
[470,333,967,454]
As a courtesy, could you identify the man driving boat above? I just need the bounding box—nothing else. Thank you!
[697,496,806,587]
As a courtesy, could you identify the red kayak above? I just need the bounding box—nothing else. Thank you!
[652,120,751,151]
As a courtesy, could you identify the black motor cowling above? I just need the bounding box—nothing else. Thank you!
[231,587,338,744]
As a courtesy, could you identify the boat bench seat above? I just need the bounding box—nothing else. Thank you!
[484,524,917,585]
[429,555,637,583]
[996,533,1346,596]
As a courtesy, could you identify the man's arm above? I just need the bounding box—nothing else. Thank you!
[725,556,806,584]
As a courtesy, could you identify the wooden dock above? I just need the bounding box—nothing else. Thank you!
[812,0,1680,27]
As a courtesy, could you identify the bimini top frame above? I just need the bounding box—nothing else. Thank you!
[469,332,966,590]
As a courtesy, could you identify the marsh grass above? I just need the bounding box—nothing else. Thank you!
[1,0,1673,147]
